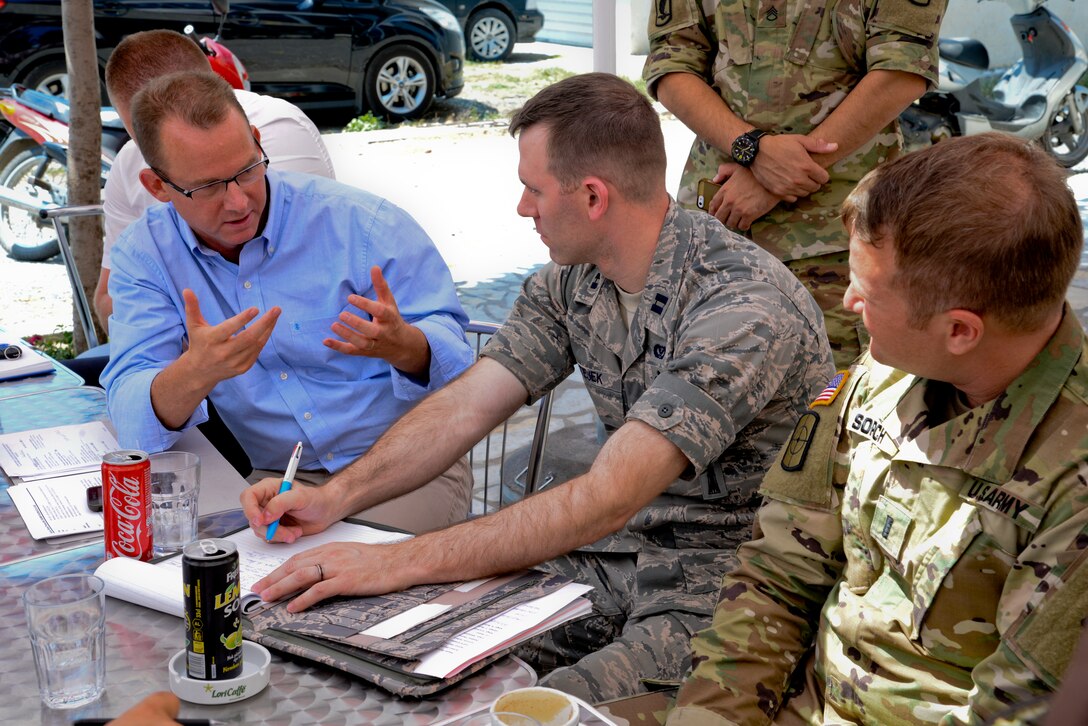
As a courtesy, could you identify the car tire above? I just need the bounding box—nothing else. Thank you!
[19,56,109,103]
[0,148,65,261]
[466,9,515,62]
[364,45,436,123]
[20,57,70,98]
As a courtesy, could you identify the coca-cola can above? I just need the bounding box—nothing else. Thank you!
[102,450,153,561]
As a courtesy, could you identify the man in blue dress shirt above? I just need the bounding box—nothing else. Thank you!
[101,70,475,533]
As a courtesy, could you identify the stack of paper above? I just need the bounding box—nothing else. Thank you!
[0,335,54,382]
[0,421,119,539]
[94,521,594,695]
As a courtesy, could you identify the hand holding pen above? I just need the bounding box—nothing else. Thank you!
[265,441,303,542]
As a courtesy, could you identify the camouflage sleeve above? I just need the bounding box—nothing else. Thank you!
[965,465,1088,720]
[865,0,946,88]
[667,364,862,725]
[626,276,829,475]
[480,262,577,404]
[668,493,846,724]
[642,0,715,99]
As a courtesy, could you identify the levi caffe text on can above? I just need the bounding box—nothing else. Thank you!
[102,450,152,561]
[182,538,244,680]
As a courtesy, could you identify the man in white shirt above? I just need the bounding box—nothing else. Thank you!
[93,29,335,326]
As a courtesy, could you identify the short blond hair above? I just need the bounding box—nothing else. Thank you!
[131,71,246,171]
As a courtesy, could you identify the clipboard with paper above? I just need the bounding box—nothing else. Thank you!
[94,519,593,697]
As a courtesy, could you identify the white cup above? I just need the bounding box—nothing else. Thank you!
[460,713,541,726]
[150,451,201,556]
[491,687,579,726]
[23,574,107,709]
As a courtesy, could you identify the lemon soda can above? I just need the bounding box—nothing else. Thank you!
[182,539,244,680]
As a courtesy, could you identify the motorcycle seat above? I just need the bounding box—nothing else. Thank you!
[939,37,989,70]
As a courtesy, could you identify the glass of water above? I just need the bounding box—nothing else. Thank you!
[23,574,107,709]
[150,451,201,556]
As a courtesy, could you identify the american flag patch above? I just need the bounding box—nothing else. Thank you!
[810,370,849,408]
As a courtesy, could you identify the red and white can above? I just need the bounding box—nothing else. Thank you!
[102,450,153,561]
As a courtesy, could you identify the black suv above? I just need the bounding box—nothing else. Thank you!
[435,1,543,62]
[0,0,465,121]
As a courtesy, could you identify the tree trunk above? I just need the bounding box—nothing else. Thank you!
[61,0,105,352]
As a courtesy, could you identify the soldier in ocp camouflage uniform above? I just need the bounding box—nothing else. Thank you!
[643,0,945,368]
[669,134,1088,725]
[241,73,833,704]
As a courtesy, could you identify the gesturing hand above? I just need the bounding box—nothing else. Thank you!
[325,265,430,376]
[182,288,280,387]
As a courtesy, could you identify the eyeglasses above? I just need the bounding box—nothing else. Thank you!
[151,141,270,201]
[0,344,21,360]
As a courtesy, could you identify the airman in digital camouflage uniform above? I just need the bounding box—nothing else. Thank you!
[241,73,833,702]
[669,133,1088,725]
[643,0,945,368]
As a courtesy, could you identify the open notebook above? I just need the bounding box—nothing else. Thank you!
[94,520,591,696]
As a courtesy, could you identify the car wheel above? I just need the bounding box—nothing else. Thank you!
[364,45,436,123]
[0,148,66,261]
[466,9,515,62]
[21,58,70,97]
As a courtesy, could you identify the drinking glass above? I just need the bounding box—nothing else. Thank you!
[150,451,201,556]
[23,574,107,709]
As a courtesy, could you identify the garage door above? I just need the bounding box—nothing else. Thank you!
[536,0,593,47]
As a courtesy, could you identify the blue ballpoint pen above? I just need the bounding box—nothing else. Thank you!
[265,441,303,542]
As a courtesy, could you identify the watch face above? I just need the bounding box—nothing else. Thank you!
[732,133,760,167]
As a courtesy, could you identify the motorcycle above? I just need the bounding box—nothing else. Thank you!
[0,0,248,262]
[899,0,1088,168]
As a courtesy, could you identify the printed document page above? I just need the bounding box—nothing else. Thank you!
[7,472,103,539]
[413,584,593,678]
[0,421,118,479]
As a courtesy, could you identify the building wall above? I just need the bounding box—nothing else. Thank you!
[578,0,1088,68]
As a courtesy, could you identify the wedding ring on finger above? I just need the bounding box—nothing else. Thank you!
[316,563,324,582]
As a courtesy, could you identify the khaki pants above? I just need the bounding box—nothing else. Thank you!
[247,456,473,534]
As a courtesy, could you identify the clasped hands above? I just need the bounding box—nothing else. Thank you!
[180,265,422,387]
[707,133,837,231]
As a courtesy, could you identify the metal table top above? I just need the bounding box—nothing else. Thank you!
[0,387,111,566]
[0,508,538,725]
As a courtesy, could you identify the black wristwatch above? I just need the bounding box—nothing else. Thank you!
[731,129,769,167]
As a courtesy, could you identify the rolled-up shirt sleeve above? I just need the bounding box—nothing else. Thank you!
[101,232,208,452]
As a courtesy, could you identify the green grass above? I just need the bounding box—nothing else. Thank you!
[343,112,388,133]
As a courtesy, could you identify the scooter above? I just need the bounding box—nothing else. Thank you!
[0,4,248,261]
[899,0,1088,168]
